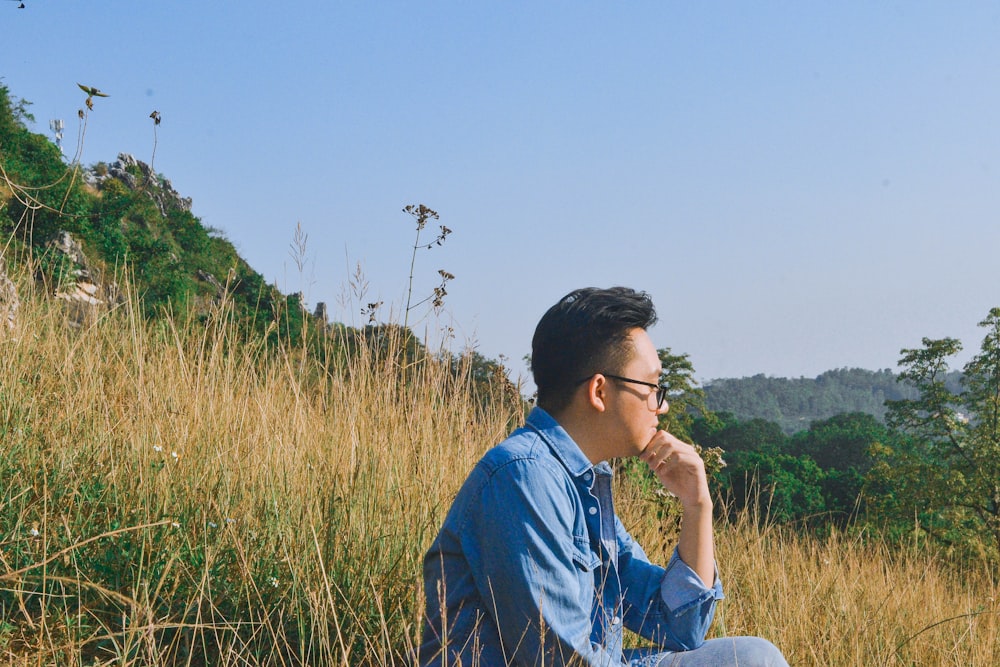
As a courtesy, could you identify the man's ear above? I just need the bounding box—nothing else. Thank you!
[584,374,608,413]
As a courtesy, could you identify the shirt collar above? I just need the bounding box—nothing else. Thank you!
[524,406,604,478]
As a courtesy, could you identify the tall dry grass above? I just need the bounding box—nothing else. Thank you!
[0,269,997,665]
[714,517,998,666]
[620,479,999,666]
[0,271,520,665]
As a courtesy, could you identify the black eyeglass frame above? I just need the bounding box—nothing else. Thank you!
[576,373,668,410]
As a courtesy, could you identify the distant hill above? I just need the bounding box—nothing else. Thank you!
[703,367,964,434]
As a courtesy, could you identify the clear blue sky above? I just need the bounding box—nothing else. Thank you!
[4,1,1000,387]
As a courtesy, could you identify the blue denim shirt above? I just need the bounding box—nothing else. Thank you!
[419,408,724,666]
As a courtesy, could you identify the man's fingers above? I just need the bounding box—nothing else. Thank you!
[641,430,697,469]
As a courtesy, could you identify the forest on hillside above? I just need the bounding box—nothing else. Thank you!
[703,367,965,434]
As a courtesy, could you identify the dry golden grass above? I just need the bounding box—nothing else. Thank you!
[0,269,997,665]
[716,518,997,665]
[620,478,999,666]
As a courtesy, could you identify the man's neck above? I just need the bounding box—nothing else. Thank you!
[547,406,610,466]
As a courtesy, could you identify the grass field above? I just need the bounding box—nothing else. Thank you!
[0,272,997,665]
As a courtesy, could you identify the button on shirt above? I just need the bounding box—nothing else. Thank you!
[419,407,725,666]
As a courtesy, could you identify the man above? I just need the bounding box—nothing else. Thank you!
[419,287,787,666]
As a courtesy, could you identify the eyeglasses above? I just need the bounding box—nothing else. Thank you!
[577,373,668,411]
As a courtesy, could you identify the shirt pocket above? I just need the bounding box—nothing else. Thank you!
[570,538,601,573]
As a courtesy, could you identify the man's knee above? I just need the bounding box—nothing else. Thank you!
[728,636,788,667]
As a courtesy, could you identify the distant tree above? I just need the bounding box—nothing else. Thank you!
[789,412,882,471]
[692,412,894,526]
[690,413,820,522]
[656,347,706,442]
[873,308,1000,561]
[693,415,787,454]
[727,450,826,524]
[790,412,893,523]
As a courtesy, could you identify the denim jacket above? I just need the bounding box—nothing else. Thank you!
[419,408,724,666]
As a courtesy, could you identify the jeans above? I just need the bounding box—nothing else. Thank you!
[624,636,789,667]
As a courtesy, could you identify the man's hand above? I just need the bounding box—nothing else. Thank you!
[638,430,711,509]
[639,430,716,586]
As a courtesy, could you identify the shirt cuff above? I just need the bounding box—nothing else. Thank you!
[659,547,725,617]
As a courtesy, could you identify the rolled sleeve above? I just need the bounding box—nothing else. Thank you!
[657,548,725,649]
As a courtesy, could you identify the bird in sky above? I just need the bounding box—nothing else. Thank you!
[77,83,109,110]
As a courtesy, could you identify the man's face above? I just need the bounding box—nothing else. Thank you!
[603,328,667,458]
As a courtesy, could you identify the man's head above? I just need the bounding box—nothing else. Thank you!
[531,287,657,414]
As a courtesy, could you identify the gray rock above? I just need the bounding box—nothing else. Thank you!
[49,230,89,268]
[196,269,223,290]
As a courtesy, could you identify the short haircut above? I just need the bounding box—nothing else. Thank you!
[531,287,657,414]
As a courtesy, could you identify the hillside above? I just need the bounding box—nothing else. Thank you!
[0,81,321,345]
[0,80,516,410]
[703,367,964,434]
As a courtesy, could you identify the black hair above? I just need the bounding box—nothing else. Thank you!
[531,286,657,414]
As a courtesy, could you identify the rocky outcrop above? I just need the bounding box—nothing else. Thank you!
[87,153,193,217]
[196,269,228,307]
[54,280,103,327]
[196,269,224,295]
[45,231,122,327]
[48,230,93,280]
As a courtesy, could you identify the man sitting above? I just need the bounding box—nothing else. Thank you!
[419,287,788,666]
